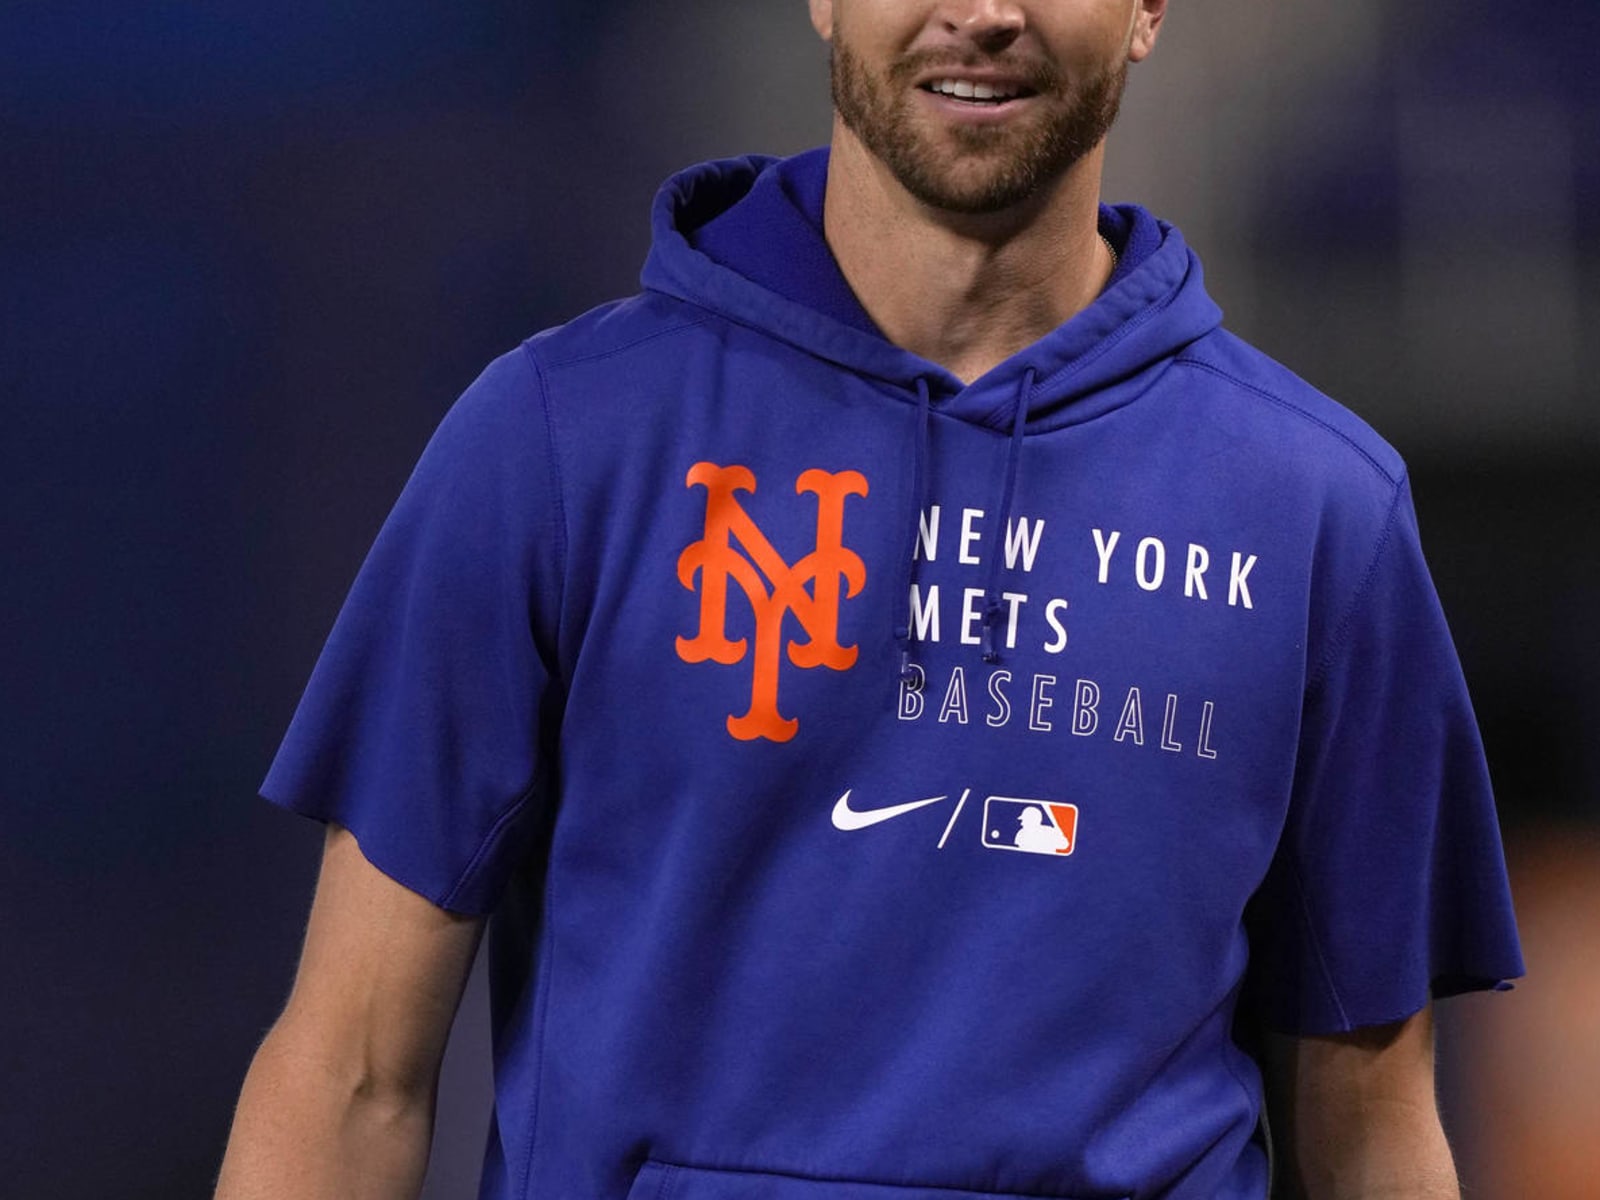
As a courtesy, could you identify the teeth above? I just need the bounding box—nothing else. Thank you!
[929,78,1020,101]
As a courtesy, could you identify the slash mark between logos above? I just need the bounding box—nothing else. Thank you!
[937,789,971,849]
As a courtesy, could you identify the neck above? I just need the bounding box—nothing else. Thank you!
[823,120,1114,385]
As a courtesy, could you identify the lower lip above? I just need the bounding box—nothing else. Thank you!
[916,88,1036,124]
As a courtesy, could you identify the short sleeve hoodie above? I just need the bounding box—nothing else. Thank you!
[263,149,1522,1200]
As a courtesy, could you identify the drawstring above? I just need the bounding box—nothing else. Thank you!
[894,377,934,681]
[981,368,1035,663]
[895,369,1033,678]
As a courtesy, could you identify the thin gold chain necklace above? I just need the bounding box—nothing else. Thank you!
[1100,233,1119,275]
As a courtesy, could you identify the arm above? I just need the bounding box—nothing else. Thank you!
[215,823,484,1200]
[1261,1004,1459,1200]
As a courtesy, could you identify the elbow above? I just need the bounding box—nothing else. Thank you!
[255,1009,441,1117]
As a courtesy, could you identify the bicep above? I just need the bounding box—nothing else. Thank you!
[1261,1005,1457,1199]
[275,823,485,1096]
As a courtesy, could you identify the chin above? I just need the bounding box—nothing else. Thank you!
[894,148,1067,215]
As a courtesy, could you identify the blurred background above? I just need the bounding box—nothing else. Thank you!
[2,2,1595,1196]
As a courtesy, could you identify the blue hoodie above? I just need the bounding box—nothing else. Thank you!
[264,150,1522,1200]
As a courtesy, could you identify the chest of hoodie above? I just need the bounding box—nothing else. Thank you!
[535,323,1317,931]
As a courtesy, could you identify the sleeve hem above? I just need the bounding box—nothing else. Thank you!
[259,788,499,917]
[1263,971,1523,1037]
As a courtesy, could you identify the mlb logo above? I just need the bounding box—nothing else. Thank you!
[981,796,1078,858]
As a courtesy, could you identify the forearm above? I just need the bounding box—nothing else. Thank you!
[1290,1096,1459,1199]
[214,1023,437,1200]
[1263,1006,1460,1200]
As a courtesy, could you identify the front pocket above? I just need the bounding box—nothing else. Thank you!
[626,1159,1130,1200]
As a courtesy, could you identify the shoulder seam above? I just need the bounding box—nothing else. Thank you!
[1306,473,1408,696]
[438,344,571,911]
[520,341,570,684]
[1173,355,1399,487]
[539,314,712,369]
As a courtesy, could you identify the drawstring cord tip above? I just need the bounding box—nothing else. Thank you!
[894,626,917,682]
[981,601,1003,664]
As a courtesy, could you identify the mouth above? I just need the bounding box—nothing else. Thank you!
[917,77,1037,106]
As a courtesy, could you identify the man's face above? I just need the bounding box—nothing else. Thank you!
[816,1,1155,215]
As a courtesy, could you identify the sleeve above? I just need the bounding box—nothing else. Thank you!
[260,345,566,915]
[1245,475,1524,1034]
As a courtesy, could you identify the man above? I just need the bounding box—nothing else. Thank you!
[217,2,1523,1197]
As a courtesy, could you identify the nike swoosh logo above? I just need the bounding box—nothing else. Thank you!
[831,789,949,831]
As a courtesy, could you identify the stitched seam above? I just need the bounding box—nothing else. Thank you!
[1173,357,1398,487]
[438,348,569,910]
[539,316,711,369]
[1305,476,1406,695]
[1285,853,1353,1031]
[520,341,571,691]
[1282,479,1407,1031]
[440,779,538,910]
[644,1158,1098,1199]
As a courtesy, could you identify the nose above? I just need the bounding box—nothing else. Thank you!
[937,0,1026,54]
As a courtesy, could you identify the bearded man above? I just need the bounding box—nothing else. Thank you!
[216,3,1522,1198]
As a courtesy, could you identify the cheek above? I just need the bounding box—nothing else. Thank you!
[1045,5,1134,69]
[1053,39,1126,88]
[836,0,935,57]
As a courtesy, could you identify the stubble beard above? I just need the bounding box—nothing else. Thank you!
[830,38,1128,216]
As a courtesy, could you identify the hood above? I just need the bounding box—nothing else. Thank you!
[641,150,1226,675]
[640,151,1224,435]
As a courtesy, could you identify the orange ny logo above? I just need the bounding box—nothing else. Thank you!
[677,462,869,743]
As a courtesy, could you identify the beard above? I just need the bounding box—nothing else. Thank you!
[830,37,1128,215]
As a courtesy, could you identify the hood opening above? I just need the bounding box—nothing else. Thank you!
[642,149,1223,437]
